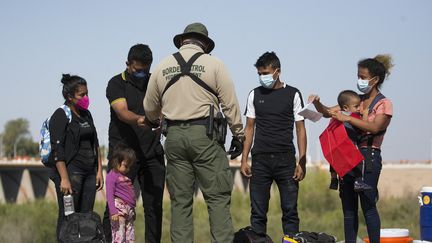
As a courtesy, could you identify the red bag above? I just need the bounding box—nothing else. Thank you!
[319,118,364,177]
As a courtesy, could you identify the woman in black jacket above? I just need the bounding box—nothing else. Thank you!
[49,74,104,239]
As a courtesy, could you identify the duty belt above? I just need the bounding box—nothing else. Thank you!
[166,117,208,127]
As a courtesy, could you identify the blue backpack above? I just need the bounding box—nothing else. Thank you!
[39,105,72,165]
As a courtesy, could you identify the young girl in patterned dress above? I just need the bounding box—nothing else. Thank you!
[106,144,137,243]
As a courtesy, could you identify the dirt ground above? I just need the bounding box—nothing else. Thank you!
[377,165,432,198]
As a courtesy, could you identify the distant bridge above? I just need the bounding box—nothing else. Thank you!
[0,159,249,204]
[0,159,431,204]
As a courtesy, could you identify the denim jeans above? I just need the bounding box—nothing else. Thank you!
[250,152,299,235]
[339,148,382,243]
[50,163,96,241]
[103,153,166,243]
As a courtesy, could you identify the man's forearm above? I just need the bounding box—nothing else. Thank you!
[117,110,142,126]
[97,147,103,173]
[241,128,254,164]
[55,161,69,180]
[296,123,307,165]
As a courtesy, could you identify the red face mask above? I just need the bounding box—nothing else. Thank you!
[75,96,90,110]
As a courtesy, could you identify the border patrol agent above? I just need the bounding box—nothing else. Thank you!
[144,23,245,243]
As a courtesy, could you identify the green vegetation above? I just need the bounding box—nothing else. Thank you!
[1,118,38,158]
[0,169,420,242]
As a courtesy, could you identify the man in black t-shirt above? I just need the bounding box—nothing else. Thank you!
[103,44,165,243]
[240,52,307,236]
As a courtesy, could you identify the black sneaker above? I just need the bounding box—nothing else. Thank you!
[329,178,338,190]
[354,180,373,192]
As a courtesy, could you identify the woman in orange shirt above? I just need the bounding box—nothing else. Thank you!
[311,55,394,243]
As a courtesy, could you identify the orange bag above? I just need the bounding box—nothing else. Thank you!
[319,118,364,177]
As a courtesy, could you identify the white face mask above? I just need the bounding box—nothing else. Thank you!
[357,78,373,94]
[341,111,352,116]
[259,70,278,89]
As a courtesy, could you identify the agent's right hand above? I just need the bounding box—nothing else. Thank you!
[60,178,73,195]
[227,136,243,160]
[308,94,320,104]
[240,162,252,178]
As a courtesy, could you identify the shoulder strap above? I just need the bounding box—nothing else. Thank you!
[368,92,386,114]
[359,93,387,145]
[368,92,387,135]
[161,52,219,100]
[60,105,72,123]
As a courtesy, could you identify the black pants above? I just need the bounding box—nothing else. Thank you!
[339,148,382,243]
[103,154,166,243]
[50,163,97,241]
[250,152,299,235]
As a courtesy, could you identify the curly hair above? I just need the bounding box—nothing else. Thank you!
[358,54,394,89]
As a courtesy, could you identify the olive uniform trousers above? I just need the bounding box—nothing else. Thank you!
[164,124,234,243]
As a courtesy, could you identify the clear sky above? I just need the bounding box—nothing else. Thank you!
[1,0,431,161]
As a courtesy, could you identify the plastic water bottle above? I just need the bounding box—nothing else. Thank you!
[63,194,75,216]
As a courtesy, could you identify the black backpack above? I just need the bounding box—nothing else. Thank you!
[286,231,336,243]
[234,226,274,243]
[59,212,106,243]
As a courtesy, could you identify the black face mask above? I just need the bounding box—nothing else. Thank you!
[132,70,149,80]
[128,71,150,90]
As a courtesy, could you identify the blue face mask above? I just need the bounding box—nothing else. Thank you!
[357,78,374,94]
[259,70,277,89]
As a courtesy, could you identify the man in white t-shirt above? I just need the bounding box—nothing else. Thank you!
[240,51,307,236]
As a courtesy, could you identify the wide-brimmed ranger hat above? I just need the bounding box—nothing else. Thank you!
[173,22,215,53]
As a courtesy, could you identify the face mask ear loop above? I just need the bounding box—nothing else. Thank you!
[371,76,379,89]
[273,69,279,82]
